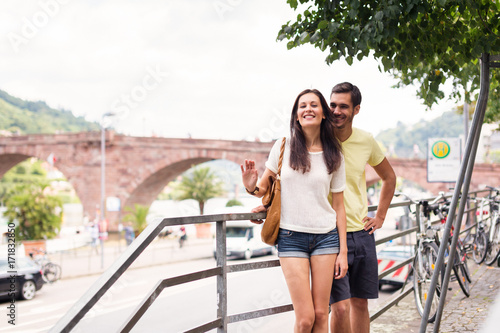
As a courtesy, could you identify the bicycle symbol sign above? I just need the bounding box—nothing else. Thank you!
[431,141,450,159]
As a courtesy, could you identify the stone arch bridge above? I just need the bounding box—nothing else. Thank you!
[1,132,499,230]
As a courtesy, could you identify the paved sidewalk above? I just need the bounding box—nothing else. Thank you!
[49,238,500,332]
[372,261,500,333]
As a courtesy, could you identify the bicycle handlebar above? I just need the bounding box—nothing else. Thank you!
[420,192,449,219]
[394,192,416,203]
[394,191,449,217]
[486,185,500,196]
[427,191,447,205]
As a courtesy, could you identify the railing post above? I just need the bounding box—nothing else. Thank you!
[216,220,228,332]
[415,202,423,235]
[471,195,476,227]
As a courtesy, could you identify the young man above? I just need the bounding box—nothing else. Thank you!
[329,82,396,333]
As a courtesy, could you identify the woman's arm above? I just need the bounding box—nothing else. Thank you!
[241,160,276,198]
[331,191,348,279]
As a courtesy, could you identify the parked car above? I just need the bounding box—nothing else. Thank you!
[213,221,276,260]
[377,245,414,290]
[0,256,44,301]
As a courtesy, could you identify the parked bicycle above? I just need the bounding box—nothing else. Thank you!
[471,195,492,264]
[432,198,472,297]
[482,186,500,266]
[395,192,444,323]
[29,248,62,283]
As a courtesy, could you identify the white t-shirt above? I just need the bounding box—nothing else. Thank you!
[265,138,346,234]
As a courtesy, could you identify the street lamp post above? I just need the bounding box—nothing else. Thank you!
[100,112,116,268]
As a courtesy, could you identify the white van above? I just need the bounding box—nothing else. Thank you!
[213,221,276,260]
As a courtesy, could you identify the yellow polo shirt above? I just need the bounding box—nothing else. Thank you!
[340,128,385,232]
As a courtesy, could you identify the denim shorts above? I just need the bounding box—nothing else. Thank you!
[277,228,339,258]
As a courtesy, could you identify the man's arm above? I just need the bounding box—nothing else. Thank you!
[362,158,396,234]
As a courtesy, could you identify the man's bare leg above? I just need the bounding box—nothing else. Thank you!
[350,297,369,333]
[330,299,351,333]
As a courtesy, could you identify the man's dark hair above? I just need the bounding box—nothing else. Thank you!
[331,82,362,107]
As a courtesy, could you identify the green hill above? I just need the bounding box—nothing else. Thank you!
[0,89,99,134]
[376,111,464,158]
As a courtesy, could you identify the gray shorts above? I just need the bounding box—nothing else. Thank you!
[330,230,379,303]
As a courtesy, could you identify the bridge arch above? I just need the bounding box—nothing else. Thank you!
[0,132,272,229]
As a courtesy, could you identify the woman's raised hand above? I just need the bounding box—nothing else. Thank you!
[241,159,259,190]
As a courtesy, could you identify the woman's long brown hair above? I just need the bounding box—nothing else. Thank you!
[289,89,342,174]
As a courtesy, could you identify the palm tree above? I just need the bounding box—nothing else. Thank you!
[123,204,150,234]
[172,166,225,215]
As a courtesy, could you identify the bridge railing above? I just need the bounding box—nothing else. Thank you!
[50,189,489,332]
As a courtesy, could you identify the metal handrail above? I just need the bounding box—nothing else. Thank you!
[49,212,267,333]
[51,189,490,332]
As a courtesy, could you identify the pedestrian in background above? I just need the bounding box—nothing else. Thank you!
[124,223,135,246]
[86,221,99,254]
[179,226,187,248]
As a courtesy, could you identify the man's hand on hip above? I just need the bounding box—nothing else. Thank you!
[362,216,384,235]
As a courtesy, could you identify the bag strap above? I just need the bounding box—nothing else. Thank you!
[277,137,286,176]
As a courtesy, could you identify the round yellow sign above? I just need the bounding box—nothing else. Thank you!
[431,141,450,159]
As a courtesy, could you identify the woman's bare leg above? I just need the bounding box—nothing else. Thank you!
[280,257,315,333]
[311,254,336,332]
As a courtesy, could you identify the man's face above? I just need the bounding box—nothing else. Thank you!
[330,92,359,130]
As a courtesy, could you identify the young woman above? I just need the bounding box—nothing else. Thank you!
[241,89,347,333]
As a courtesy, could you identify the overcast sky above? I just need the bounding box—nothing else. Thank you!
[0,0,458,141]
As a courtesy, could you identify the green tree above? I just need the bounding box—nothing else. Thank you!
[490,149,500,163]
[0,159,47,204]
[376,111,464,157]
[122,204,150,234]
[226,198,243,207]
[0,158,74,205]
[278,0,500,123]
[172,166,225,215]
[5,183,62,241]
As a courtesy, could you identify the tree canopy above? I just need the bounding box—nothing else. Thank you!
[0,159,47,204]
[278,0,500,123]
[171,166,225,215]
[5,183,62,241]
[123,204,150,234]
[376,111,464,158]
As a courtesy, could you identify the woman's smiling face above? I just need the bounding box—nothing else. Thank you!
[296,92,325,129]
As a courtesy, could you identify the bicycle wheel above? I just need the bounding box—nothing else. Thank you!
[43,263,62,283]
[451,246,471,297]
[458,244,472,283]
[453,260,470,297]
[413,242,442,323]
[472,230,488,264]
[485,216,500,265]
